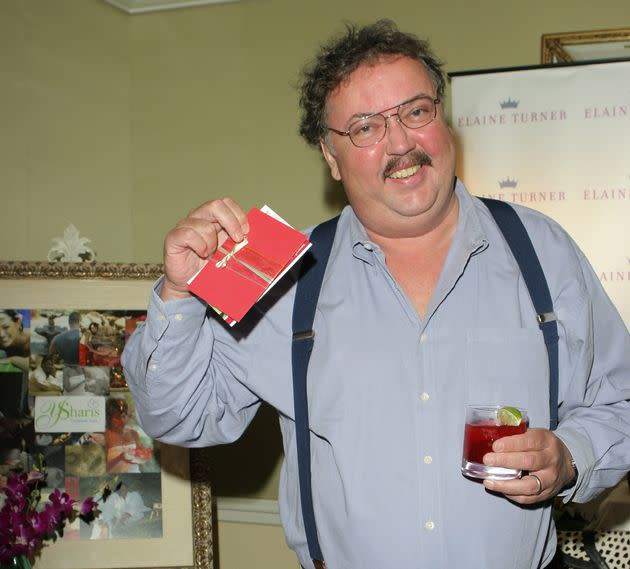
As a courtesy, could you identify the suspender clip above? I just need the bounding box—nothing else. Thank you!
[537,311,557,324]
[293,330,315,341]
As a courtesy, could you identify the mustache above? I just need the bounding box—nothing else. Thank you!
[383,150,433,179]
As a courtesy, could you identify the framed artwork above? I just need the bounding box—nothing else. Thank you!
[541,28,630,64]
[0,261,213,569]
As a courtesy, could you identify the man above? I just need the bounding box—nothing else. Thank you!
[49,311,81,365]
[122,20,630,569]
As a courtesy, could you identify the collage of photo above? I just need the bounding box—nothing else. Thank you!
[0,307,163,541]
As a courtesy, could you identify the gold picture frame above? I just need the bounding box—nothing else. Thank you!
[0,261,213,569]
[541,28,630,64]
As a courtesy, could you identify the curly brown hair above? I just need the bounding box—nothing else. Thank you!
[298,19,446,147]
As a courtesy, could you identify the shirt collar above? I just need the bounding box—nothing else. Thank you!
[346,207,379,264]
[452,177,489,255]
[342,177,488,264]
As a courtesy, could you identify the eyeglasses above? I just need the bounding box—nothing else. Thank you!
[327,95,440,148]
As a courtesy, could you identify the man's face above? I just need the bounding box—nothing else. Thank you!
[0,314,19,349]
[321,56,457,239]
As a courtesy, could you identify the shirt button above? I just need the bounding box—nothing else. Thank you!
[419,333,428,343]
[420,392,430,401]
[425,520,435,531]
[159,314,166,321]
[423,455,433,465]
[149,363,158,371]
[174,313,183,321]
[363,243,373,251]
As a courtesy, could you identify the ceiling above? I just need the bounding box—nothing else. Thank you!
[104,0,239,14]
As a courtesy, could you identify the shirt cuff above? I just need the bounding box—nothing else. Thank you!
[553,426,596,502]
[145,276,209,341]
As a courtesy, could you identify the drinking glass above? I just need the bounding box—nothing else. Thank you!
[461,404,528,480]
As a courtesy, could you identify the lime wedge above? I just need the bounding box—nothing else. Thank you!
[497,406,522,426]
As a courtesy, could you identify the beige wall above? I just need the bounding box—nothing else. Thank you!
[217,521,299,569]
[2,0,629,263]
[2,2,629,568]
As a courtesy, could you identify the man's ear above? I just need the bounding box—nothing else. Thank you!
[320,139,341,181]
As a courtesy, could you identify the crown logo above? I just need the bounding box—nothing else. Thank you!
[498,177,518,189]
[499,98,519,109]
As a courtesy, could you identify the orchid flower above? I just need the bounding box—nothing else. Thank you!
[0,464,113,564]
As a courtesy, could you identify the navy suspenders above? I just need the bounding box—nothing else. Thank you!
[291,216,339,568]
[479,198,560,431]
[291,198,559,567]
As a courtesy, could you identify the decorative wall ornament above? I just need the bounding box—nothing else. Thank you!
[0,261,163,280]
[47,224,97,263]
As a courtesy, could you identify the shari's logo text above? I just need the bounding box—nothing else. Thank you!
[33,396,106,433]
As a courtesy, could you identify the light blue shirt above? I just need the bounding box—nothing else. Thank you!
[122,179,630,569]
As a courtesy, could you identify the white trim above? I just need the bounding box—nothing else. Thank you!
[216,497,281,526]
[104,0,239,14]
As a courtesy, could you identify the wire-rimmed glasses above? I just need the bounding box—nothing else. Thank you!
[327,95,440,148]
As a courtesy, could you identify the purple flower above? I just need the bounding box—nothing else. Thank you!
[79,497,98,516]
[25,471,45,484]
[0,467,111,561]
[3,474,29,502]
[48,488,76,519]
[26,510,49,535]
[41,503,63,533]
[78,496,100,523]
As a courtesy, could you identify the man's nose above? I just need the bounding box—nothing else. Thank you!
[384,114,414,155]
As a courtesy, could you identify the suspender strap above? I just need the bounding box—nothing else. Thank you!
[292,215,339,567]
[480,197,560,430]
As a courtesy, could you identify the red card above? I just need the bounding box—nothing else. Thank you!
[188,207,311,323]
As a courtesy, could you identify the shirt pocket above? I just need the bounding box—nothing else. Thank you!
[466,327,550,429]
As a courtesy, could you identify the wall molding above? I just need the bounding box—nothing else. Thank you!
[104,0,239,14]
[216,497,281,526]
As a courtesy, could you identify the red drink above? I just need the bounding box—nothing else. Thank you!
[463,420,527,464]
[461,405,528,480]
